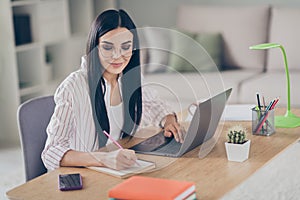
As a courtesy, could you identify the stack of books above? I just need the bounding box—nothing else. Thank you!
[108,176,196,200]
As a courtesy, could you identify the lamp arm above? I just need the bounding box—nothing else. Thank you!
[279,45,291,112]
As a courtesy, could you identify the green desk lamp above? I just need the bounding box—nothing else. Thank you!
[249,43,300,128]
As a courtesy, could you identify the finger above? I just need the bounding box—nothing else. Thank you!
[173,122,181,131]
[178,126,186,143]
[164,130,172,137]
[116,153,135,168]
[122,150,137,164]
[173,123,185,143]
[166,124,179,142]
[124,150,137,161]
[119,156,136,167]
[173,123,186,143]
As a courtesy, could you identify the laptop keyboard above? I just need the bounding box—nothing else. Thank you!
[153,139,182,154]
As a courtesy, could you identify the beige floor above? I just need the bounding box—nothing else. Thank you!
[1,147,24,200]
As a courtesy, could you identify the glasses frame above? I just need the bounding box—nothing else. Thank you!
[97,43,135,59]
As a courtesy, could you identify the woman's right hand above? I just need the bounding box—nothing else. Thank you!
[92,149,137,170]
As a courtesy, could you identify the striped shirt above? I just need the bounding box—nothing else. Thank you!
[41,56,172,170]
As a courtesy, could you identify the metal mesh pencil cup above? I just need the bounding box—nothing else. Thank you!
[252,107,275,136]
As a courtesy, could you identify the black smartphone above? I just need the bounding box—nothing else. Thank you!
[58,173,83,191]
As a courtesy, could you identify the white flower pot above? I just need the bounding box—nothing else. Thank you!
[225,140,251,162]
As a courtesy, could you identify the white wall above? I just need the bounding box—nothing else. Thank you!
[0,0,20,147]
[119,0,300,28]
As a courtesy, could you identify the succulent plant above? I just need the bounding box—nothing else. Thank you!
[227,125,247,144]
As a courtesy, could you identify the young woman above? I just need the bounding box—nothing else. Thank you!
[42,9,183,171]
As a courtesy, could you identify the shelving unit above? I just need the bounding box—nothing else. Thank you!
[0,0,116,145]
[11,0,116,100]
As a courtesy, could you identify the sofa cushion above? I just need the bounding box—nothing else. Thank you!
[194,32,223,70]
[267,7,300,71]
[168,31,223,72]
[177,5,270,70]
[143,69,262,112]
[139,27,171,74]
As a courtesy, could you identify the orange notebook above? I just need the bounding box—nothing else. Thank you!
[108,176,196,200]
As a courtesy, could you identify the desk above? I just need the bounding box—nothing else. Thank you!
[6,108,300,200]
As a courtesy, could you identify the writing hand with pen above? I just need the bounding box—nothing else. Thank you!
[91,149,137,170]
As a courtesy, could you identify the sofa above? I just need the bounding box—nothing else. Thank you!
[139,5,300,113]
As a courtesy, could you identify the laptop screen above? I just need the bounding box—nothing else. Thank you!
[130,88,232,157]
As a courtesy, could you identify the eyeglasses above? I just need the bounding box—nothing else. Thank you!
[98,42,134,59]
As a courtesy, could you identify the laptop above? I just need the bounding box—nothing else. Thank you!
[130,88,232,157]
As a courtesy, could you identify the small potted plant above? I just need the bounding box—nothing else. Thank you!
[225,125,251,162]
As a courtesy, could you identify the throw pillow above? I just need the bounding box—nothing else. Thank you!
[142,27,172,74]
[168,31,223,73]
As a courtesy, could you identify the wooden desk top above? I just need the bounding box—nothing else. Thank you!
[7,108,300,200]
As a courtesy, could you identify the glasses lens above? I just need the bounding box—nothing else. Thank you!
[98,44,133,58]
[120,44,133,57]
[99,44,113,58]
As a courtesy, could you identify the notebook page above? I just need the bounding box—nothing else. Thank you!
[87,159,155,178]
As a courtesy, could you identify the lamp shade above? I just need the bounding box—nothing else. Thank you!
[249,43,281,50]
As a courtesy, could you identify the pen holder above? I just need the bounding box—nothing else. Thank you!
[251,107,275,136]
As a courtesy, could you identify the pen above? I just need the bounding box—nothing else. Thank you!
[271,98,279,110]
[256,93,262,111]
[103,130,140,166]
[254,100,273,133]
[254,99,278,134]
[263,96,266,109]
[262,97,279,128]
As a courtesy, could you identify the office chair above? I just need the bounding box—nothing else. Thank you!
[17,95,55,181]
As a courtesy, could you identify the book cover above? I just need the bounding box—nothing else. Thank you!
[87,159,155,178]
[13,14,32,45]
[108,176,196,200]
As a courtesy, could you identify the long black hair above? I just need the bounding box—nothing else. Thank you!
[86,9,142,147]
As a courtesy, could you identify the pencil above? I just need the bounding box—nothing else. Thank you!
[103,130,140,166]
[103,130,123,149]
[262,96,266,109]
[256,93,262,110]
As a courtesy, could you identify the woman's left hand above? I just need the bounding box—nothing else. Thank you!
[163,114,185,143]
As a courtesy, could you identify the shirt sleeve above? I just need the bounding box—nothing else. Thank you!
[141,80,174,127]
[41,83,74,170]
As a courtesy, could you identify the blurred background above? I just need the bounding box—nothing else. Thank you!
[2,0,300,150]
[1,0,300,198]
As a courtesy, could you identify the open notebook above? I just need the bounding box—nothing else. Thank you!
[87,159,155,178]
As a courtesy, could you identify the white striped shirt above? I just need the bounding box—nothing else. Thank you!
[41,56,172,170]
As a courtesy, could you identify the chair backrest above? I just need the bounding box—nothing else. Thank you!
[17,95,55,181]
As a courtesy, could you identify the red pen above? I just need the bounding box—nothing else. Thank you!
[270,98,279,109]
